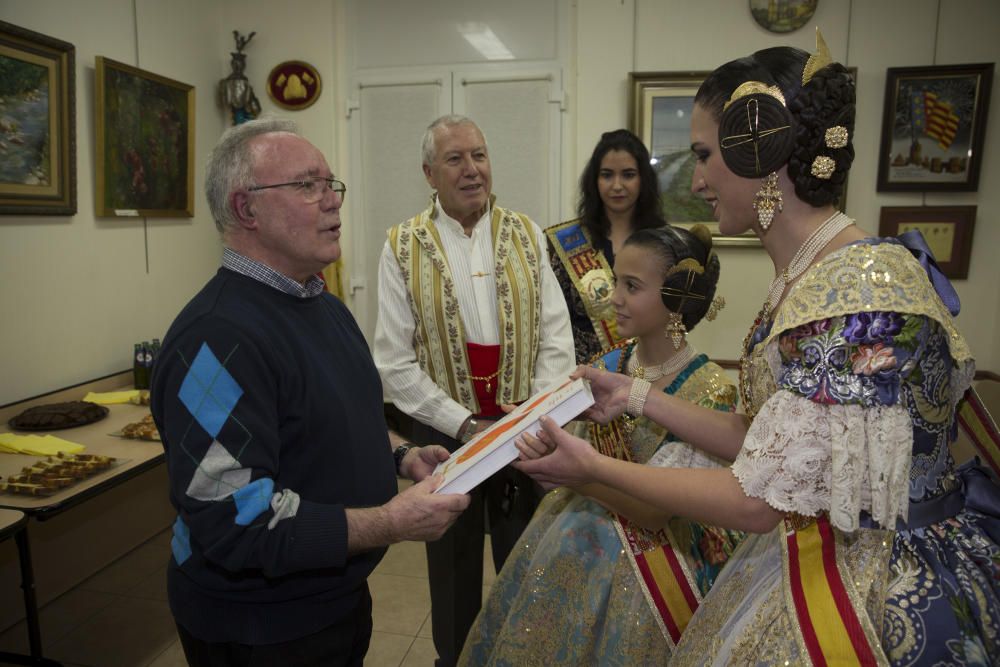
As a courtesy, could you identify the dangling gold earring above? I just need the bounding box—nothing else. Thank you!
[664,312,686,350]
[705,296,725,321]
[752,171,783,231]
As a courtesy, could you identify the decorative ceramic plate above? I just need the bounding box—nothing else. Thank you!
[749,0,817,33]
[266,60,322,110]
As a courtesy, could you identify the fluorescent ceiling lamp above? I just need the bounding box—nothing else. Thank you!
[458,22,515,60]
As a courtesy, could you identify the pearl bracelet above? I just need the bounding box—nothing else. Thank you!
[626,378,651,418]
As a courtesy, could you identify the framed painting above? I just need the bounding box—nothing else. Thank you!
[95,56,194,217]
[628,71,761,247]
[877,63,993,192]
[878,205,976,279]
[0,20,76,215]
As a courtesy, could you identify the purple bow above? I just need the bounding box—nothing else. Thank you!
[896,229,961,317]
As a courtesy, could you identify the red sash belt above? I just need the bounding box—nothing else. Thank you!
[466,342,503,417]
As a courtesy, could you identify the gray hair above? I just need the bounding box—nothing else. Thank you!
[420,114,487,167]
[205,117,299,233]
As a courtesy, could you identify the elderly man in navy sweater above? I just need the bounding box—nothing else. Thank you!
[151,118,470,667]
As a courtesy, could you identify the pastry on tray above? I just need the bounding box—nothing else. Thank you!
[118,413,161,441]
[0,452,117,495]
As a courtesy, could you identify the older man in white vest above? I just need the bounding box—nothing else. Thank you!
[374,115,574,666]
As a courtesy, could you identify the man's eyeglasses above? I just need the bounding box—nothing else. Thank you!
[247,177,346,204]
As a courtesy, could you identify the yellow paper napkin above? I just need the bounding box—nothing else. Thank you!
[83,390,140,405]
[0,433,86,455]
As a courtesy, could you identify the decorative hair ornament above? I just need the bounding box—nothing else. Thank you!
[705,296,725,321]
[753,172,783,230]
[825,125,849,148]
[719,98,794,177]
[801,28,833,86]
[662,257,706,280]
[718,77,797,178]
[659,258,704,350]
[722,82,787,111]
[810,155,836,179]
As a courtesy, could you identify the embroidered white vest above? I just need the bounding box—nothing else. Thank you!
[388,196,541,412]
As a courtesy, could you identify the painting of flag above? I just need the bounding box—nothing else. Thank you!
[878,63,993,192]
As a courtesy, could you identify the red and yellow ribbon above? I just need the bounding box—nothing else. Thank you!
[618,516,699,645]
[785,516,880,666]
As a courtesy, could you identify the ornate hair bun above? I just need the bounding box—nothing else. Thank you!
[718,90,796,178]
[688,223,714,251]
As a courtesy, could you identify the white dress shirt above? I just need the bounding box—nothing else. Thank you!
[374,199,575,438]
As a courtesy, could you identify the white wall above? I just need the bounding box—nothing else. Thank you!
[1,0,997,406]
[217,0,339,168]
[0,0,226,405]
[0,0,340,406]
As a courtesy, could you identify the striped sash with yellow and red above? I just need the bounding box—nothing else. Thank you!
[615,516,699,646]
[784,515,885,666]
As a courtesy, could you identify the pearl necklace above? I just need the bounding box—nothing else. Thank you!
[628,342,698,382]
[763,211,854,317]
[740,211,854,419]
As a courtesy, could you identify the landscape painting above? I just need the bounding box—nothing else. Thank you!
[0,20,75,215]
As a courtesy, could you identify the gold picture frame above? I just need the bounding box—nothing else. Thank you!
[0,20,76,215]
[628,70,760,247]
[95,56,194,217]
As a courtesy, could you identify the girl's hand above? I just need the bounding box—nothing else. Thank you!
[512,416,601,488]
[571,365,632,424]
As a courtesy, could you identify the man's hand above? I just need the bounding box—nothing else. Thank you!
[571,365,632,424]
[383,475,470,542]
[400,445,450,482]
[512,416,601,488]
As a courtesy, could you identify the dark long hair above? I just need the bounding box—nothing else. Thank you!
[577,129,665,243]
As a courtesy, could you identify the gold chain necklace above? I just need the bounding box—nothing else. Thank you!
[468,369,500,394]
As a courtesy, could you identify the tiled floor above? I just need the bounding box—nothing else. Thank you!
[0,481,496,667]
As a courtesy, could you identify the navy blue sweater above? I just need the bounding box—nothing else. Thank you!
[151,268,396,644]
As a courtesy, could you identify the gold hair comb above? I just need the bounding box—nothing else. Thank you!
[802,28,833,86]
